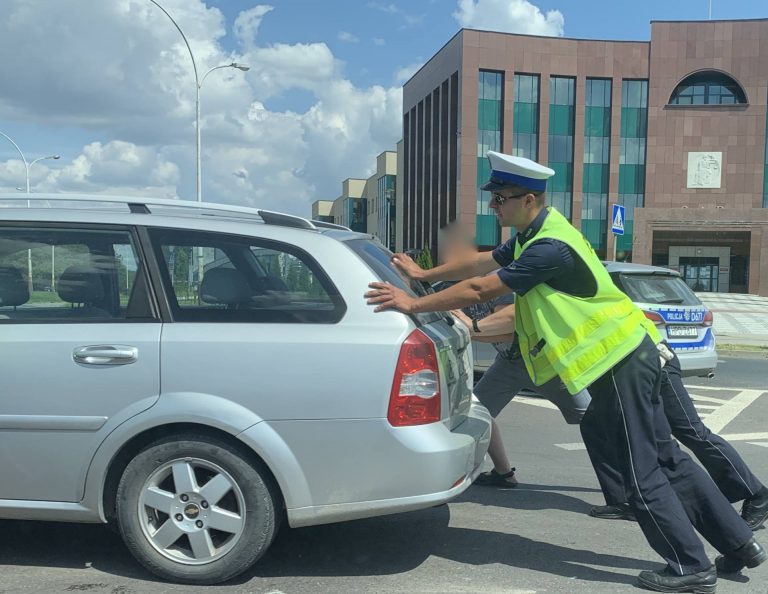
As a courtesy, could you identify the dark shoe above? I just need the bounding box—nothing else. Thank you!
[637,565,716,593]
[714,536,767,573]
[741,487,768,530]
[589,503,636,521]
[474,467,518,488]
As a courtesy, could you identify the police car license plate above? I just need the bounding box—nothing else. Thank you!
[668,326,698,338]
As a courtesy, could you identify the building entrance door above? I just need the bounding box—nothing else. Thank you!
[679,256,720,292]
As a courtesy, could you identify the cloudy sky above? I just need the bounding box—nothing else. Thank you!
[0,0,764,216]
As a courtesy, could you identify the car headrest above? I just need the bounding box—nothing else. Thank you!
[252,274,289,294]
[0,265,29,307]
[199,268,252,306]
[57,265,105,304]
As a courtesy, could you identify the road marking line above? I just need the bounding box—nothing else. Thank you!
[687,394,729,404]
[555,432,768,451]
[514,395,558,410]
[702,389,765,433]
[719,432,768,441]
[747,442,768,448]
[685,384,741,391]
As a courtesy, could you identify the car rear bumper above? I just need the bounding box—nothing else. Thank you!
[677,347,718,378]
[276,400,491,528]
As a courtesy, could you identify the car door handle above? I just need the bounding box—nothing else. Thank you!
[73,345,138,365]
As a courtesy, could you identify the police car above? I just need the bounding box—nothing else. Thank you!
[448,261,717,379]
[605,261,717,378]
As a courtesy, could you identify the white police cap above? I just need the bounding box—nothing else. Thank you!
[480,150,555,192]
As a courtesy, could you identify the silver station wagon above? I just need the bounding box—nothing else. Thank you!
[0,194,491,584]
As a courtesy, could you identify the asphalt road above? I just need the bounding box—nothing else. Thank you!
[1,352,767,594]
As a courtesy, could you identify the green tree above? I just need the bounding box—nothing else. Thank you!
[415,246,433,270]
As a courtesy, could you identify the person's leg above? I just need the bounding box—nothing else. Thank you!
[532,377,591,425]
[472,355,521,487]
[486,418,512,472]
[587,336,714,577]
[581,400,629,509]
[661,351,768,527]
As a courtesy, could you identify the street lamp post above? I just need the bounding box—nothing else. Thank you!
[148,0,249,291]
[148,0,249,203]
[0,130,60,294]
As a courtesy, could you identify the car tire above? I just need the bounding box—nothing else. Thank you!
[116,434,278,585]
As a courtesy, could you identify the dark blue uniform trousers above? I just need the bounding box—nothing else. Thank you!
[590,348,764,506]
[581,335,753,575]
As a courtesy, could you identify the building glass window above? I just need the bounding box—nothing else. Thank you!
[513,74,539,161]
[581,78,611,257]
[548,76,575,220]
[377,174,396,250]
[476,70,503,247]
[341,197,367,233]
[669,71,747,106]
[617,79,648,260]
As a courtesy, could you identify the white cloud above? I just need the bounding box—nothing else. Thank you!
[394,61,425,85]
[337,31,360,43]
[0,0,405,216]
[453,0,564,36]
[373,37,386,46]
[234,5,274,51]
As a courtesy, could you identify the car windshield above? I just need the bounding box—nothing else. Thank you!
[616,273,701,306]
[346,238,443,324]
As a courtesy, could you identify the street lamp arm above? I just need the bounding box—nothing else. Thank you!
[29,155,60,168]
[148,0,199,87]
[0,130,28,167]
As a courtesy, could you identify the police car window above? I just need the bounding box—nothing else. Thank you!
[149,228,345,323]
[618,273,700,306]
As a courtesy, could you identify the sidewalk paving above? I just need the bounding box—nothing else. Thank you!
[696,292,768,349]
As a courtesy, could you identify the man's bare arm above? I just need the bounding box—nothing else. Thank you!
[391,250,499,283]
[366,273,511,314]
[452,305,516,343]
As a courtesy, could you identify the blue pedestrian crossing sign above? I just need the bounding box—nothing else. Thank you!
[611,204,625,236]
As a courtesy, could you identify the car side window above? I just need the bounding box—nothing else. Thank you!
[0,226,155,323]
[148,228,346,323]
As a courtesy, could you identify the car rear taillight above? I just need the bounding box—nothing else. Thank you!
[388,329,441,426]
[702,311,713,327]
[643,310,665,326]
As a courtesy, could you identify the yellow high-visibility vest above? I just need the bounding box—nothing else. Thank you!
[513,207,661,394]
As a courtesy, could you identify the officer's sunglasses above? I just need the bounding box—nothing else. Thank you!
[491,191,529,206]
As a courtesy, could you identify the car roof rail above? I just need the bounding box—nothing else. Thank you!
[311,219,351,231]
[0,193,318,231]
[258,209,315,230]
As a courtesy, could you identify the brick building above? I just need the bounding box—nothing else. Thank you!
[401,19,768,295]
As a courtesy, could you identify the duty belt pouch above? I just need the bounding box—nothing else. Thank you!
[657,342,674,369]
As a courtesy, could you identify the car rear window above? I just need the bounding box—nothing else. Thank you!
[346,238,443,324]
[615,273,702,306]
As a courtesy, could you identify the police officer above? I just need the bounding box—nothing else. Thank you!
[587,343,768,531]
[364,151,765,592]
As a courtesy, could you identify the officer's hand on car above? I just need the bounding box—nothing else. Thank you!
[366,281,416,313]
